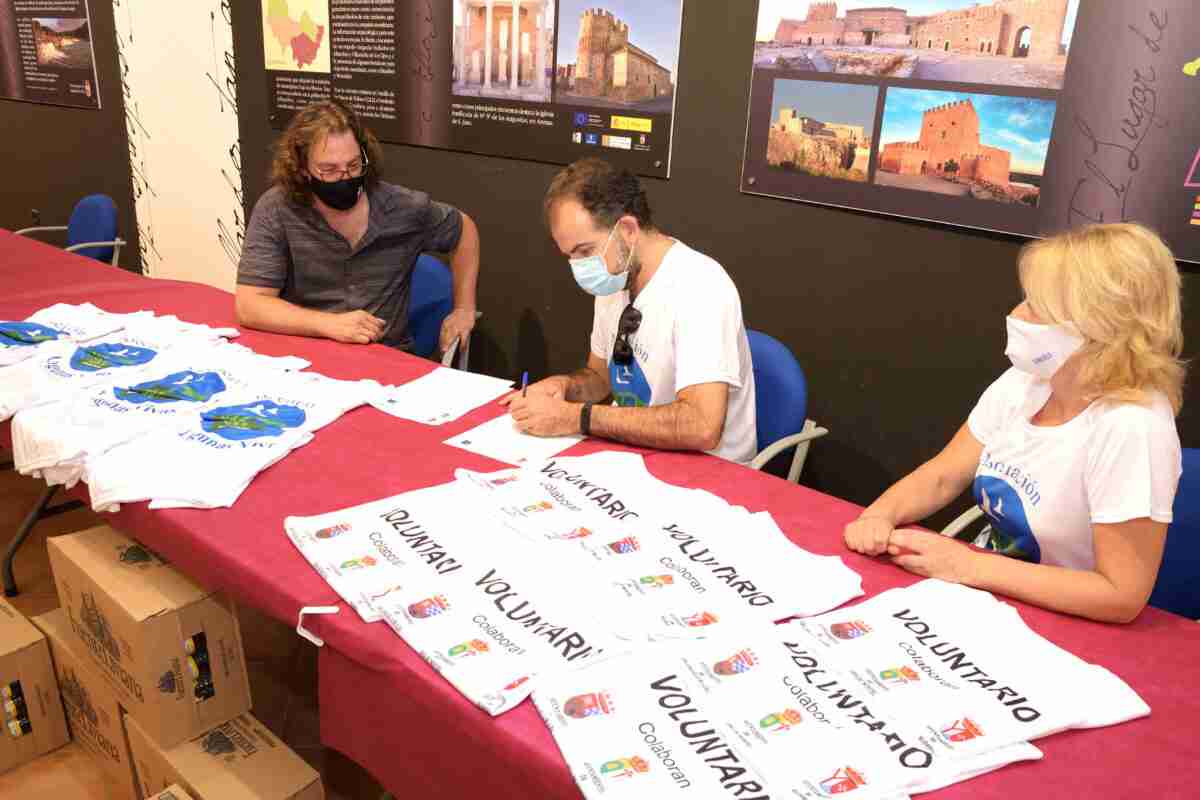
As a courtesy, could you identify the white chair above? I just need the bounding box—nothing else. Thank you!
[941,505,986,538]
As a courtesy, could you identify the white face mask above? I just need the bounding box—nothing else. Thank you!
[1005,316,1085,380]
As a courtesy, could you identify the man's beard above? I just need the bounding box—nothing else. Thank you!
[617,237,642,291]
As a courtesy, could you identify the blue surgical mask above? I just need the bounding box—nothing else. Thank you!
[570,225,632,296]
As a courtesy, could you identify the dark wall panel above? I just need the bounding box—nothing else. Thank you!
[0,0,138,271]
[230,3,1198,514]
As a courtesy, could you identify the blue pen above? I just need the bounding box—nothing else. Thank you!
[521,371,529,397]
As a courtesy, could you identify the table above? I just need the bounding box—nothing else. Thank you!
[2,231,1198,799]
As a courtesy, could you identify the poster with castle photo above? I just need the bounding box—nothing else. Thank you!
[265,0,683,178]
[554,1,680,113]
[875,88,1055,206]
[753,0,1079,90]
[740,0,1200,264]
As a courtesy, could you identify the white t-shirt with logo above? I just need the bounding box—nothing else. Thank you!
[589,241,757,464]
[10,342,309,488]
[85,370,374,512]
[0,315,237,422]
[964,368,1181,570]
[0,303,149,366]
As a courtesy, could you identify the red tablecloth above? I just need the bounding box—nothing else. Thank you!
[2,231,1198,799]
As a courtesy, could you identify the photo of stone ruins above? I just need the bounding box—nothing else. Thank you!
[756,0,1074,90]
[765,81,876,182]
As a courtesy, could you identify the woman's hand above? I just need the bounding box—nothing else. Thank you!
[843,515,897,556]
[887,530,980,585]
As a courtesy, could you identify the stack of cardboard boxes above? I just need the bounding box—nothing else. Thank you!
[0,523,323,799]
[0,595,70,776]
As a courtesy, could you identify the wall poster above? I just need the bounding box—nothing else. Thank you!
[741,0,1200,264]
[262,0,683,178]
[0,0,100,108]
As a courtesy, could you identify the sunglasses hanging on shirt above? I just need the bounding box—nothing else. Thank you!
[612,303,643,366]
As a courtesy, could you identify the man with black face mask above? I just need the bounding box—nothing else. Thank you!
[236,99,479,352]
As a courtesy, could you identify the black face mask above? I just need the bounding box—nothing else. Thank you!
[309,174,364,211]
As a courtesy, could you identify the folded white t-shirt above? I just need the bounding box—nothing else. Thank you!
[0,303,149,367]
[0,315,239,421]
[86,370,374,511]
[11,341,309,487]
[533,629,925,800]
[778,580,1149,756]
[458,452,864,640]
[287,480,615,715]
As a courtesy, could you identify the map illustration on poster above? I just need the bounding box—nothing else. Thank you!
[0,0,100,109]
[264,0,330,73]
[262,0,683,178]
[742,0,1200,265]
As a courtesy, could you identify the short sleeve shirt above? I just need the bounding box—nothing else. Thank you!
[964,368,1182,570]
[237,181,463,350]
[588,240,757,464]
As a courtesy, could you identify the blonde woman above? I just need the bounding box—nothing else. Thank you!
[845,223,1184,623]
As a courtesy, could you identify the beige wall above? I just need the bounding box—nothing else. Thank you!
[117,0,242,290]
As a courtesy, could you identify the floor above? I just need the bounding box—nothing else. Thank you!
[0,467,389,799]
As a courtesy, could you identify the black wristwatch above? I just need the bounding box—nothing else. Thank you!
[580,402,594,436]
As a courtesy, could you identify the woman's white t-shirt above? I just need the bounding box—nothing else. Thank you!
[589,240,757,464]
[964,368,1181,570]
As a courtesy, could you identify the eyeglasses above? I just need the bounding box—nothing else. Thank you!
[312,153,368,182]
[612,303,642,366]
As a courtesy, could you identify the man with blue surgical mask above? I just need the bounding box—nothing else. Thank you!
[501,158,757,463]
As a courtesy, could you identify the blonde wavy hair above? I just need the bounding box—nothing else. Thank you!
[270,99,383,207]
[1019,223,1185,413]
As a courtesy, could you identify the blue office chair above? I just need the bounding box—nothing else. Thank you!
[16,194,126,266]
[1149,447,1200,619]
[746,329,829,482]
[944,448,1199,620]
[408,254,479,369]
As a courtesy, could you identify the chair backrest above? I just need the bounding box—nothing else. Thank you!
[408,254,453,359]
[746,329,808,455]
[1149,447,1200,619]
[67,194,119,264]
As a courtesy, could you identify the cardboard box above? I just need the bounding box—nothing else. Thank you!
[33,608,140,800]
[126,712,323,800]
[149,785,197,800]
[0,597,69,774]
[48,525,252,747]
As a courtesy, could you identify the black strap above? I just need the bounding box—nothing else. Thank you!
[580,402,594,437]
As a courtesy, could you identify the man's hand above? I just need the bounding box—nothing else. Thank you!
[323,310,385,344]
[508,392,579,437]
[843,515,897,557]
[499,375,569,407]
[887,530,980,585]
[439,308,477,354]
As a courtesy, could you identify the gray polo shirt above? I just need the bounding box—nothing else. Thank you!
[237,181,464,350]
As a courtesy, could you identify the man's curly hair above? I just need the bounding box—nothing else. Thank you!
[271,99,384,206]
[543,158,655,230]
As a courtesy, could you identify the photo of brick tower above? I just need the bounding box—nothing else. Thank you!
[766,79,877,182]
[754,0,1078,90]
[874,88,1056,205]
[555,2,681,111]
[453,0,557,103]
